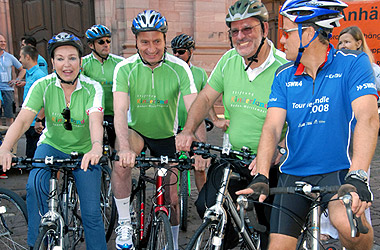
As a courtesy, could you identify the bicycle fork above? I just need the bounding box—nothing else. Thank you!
[40,171,65,248]
[203,164,232,250]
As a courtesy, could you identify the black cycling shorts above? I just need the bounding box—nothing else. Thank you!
[132,129,176,158]
[104,115,116,148]
[270,169,348,238]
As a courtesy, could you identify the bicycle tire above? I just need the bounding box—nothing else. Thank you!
[179,170,189,231]
[100,164,117,242]
[185,218,220,250]
[63,177,85,249]
[0,188,28,250]
[34,224,60,250]
[147,211,173,250]
[130,178,144,249]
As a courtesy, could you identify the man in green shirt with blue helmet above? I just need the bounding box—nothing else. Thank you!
[176,0,288,248]
[83,24,124,148]
[113,10,206,250]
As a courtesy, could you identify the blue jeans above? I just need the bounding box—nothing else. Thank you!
[26,143,107,249]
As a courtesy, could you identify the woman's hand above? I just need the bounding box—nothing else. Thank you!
[0,149,14,172]
[81,142,102,171]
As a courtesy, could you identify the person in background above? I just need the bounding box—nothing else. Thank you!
[20,36,48,75]
[0,33,25,126]
[0,32,107,249]
[18,45,47,158]
[83,24,124,149]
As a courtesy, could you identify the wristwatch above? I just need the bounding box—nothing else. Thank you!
[345,169,368,182]
[277,146,287,155]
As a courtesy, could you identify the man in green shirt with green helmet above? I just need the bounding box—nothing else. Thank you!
[176,0,288,248]
[112,10,206,250]
[83,24,124,147]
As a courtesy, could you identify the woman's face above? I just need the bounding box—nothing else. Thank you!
[51,45,81,83]
[338,33,362,50]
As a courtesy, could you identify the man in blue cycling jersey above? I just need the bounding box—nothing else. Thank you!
[237,0,377,249]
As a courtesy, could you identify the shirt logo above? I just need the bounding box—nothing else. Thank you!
[286,81,302,87]
[325,73,342,79]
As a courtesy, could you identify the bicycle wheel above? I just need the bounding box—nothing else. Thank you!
[100,164,117,241]
[34,224,60,250]
[179,170,189,231]
[186,218,221,250]
[0,188,28,250]
[147,211,173,250]
[130,178,145,249]
[62,178,84,249]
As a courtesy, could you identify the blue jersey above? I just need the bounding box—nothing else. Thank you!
[37,54,48,75]
[269,45,378,176]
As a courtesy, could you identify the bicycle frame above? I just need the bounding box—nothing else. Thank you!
[202,163,260,250]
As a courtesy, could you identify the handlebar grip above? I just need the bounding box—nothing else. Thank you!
[355,216,369,235]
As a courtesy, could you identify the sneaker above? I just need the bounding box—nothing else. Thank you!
[115,221,134,250]
[0,173,8,179]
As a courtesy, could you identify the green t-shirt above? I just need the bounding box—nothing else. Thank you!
[113,53,196,139]
[82,53,124,115]
[178,64,208,128]
[23,73,104,154]
[208,42,288,153]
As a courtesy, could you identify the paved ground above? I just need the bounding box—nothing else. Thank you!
[2,127,380,249]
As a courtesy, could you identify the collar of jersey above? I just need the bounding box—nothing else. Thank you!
[54,72,83,90]
[90,52,109,64]
[26,65,40,76]
[295,44,333,76]
[244,39,276,82]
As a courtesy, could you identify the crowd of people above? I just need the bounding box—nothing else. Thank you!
[0,0,379,249]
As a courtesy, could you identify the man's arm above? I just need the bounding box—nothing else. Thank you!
[113,91,136,167]
[208,106,230,132]
[177,84,222,151]
[236,107,286,201]
[344,94,378,216]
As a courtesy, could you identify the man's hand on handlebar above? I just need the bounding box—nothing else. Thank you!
[117,149,137,168]
[192,154,210,171]
[236,173,269,203]
[175,129,197,152]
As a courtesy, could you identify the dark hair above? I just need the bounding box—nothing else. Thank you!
[21,36,37,47]
[21,45,38,61]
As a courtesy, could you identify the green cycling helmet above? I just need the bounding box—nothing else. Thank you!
[226,0,269,27]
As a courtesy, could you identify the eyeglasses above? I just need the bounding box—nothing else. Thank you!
[173,49,187,55]
[229,23,261,37]
[97,39,111,45]
[61,106,72,131]
[280,27,307,39]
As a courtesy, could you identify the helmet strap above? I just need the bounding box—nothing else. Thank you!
[137,47,167,67]
[55,70,81,85]
[91,48,108,63]
[185,49,192,64]
[295,24,319,66]
[245,36,266,71]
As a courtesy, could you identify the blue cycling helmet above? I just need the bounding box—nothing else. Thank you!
[86,24,111,42]
[47,32,83,58]
[280,0,347,29]
[131,10,168,35]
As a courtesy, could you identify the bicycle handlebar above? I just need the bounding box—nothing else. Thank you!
[134,154,194,171]
[190,141,256,161]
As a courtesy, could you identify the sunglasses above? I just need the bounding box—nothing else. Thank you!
[280,27,307,39]
[173,49,187,55]
[229,23,260,37]
[61,106,72,131]
[97,39,111,45]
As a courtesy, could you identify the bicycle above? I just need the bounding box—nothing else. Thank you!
[0,187,28,249]
[267,181,369,250]
[12,154,86,250]
[177,119,214,232]
[101,120,117,241]
[185,141,262,250]
[129,152,193,250]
